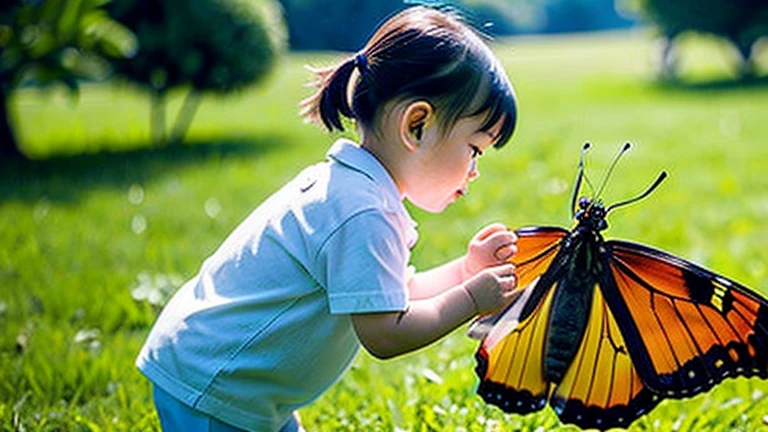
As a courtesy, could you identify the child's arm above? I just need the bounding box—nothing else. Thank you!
[408,223,517,300]
[352,263,519,359]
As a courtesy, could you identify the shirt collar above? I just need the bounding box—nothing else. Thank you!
[327,139,418,247]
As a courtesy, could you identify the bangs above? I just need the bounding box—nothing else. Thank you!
[427,60,517,148]
[469,60,517,149]
[427,45,517,149]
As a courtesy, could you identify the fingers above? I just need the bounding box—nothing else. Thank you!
[464,225,518,283]
[473,225,518,261]
[499,271,517,292]
[490,264,517,289]
[484,228,517,244]
[474,222,509,241]
[490,263,517,291]
[488,262,515,275]
[504,285,523,302]
[464,264,519,315]
[494,243,518,262]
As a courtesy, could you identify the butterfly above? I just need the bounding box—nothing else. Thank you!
[471,143,768,430]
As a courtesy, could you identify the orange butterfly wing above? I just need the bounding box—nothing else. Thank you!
[548,282,659,429]
[603,240,768,395]
[476,286,556,414]
[476,227,567,414]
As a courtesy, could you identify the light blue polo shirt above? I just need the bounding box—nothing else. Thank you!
[136,139,418,431]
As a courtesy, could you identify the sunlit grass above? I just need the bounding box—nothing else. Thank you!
[3,30,768,430]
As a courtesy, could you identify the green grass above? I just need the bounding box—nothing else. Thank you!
[3,30,768,430]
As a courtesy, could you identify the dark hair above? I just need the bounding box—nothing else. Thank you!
[300,6,517,148]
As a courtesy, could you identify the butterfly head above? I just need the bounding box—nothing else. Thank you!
[570,143,667,233]
[574,196,609,232]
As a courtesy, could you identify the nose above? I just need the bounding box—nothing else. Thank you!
[468,158,479,182]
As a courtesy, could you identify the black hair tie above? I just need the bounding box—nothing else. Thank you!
[354,52,369,74]
[353,51,376,110]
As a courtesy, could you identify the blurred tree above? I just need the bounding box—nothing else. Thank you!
[278,0,636,49]
[107,0,286,146]
[624,0,768,78]
[465,0,634,35]
[0,0,135,160]
[277,0,404,51]
[544,0,634,34]
[446,1,520,36]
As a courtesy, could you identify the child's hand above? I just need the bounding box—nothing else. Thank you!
[462,263,519,315]
[463,223,518,279]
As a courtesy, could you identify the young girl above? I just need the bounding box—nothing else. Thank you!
[137,6,519,431]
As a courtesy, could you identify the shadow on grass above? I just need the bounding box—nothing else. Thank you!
[654,74,768,93]
[0,135,288,204]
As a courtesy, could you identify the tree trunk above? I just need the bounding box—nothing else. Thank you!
[658,35,678,80]
[169,89,201,146]
[150,91,167,146]
[0,84,24,160]
[733,38,755,79]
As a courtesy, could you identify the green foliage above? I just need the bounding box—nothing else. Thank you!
[0,0,136,159]
[4,33,768,430]
[625,0,768,76]
[107,0,286,94]
[1,0,136,90]
[106,0,286,146]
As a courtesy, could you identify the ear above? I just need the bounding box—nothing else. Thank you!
[399,100,434,152]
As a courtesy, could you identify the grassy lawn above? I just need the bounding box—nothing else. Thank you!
[3,29,768,430]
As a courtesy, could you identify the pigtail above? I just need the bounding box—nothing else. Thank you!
[300,58,357,132]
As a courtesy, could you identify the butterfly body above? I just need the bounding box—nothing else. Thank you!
[542,223,600,383]
[539,198,612,383]
[474,146,768,430]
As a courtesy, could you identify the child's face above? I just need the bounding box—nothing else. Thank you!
[405,114,503,213]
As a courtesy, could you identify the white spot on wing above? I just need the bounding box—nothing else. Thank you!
[482,277,541,351]
[716,277,733,287]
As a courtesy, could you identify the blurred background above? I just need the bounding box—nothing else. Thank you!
[2,0,768,430]
[2,0,767,158]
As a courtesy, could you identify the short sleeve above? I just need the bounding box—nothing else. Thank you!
[316,209,410,314]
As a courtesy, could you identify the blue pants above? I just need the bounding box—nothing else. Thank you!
[153,385,303,432]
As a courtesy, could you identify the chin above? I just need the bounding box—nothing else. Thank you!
[406,192,455,213]
[411,200,450,214]
[423,205,447,214]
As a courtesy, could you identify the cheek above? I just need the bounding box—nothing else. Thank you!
[455,154,474,177]
[426,144,471,184]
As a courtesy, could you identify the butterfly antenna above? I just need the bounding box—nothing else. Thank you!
[570,142,591,218]
[606,171,668,213]
[583,171,596,195]
[594,142,632,202]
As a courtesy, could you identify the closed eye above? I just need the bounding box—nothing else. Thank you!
[470,145,483,158]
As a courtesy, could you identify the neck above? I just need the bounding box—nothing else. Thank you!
[360,132,408,198]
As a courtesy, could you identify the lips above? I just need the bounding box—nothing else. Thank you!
[452,182,470,203]
[459,182,471,196]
